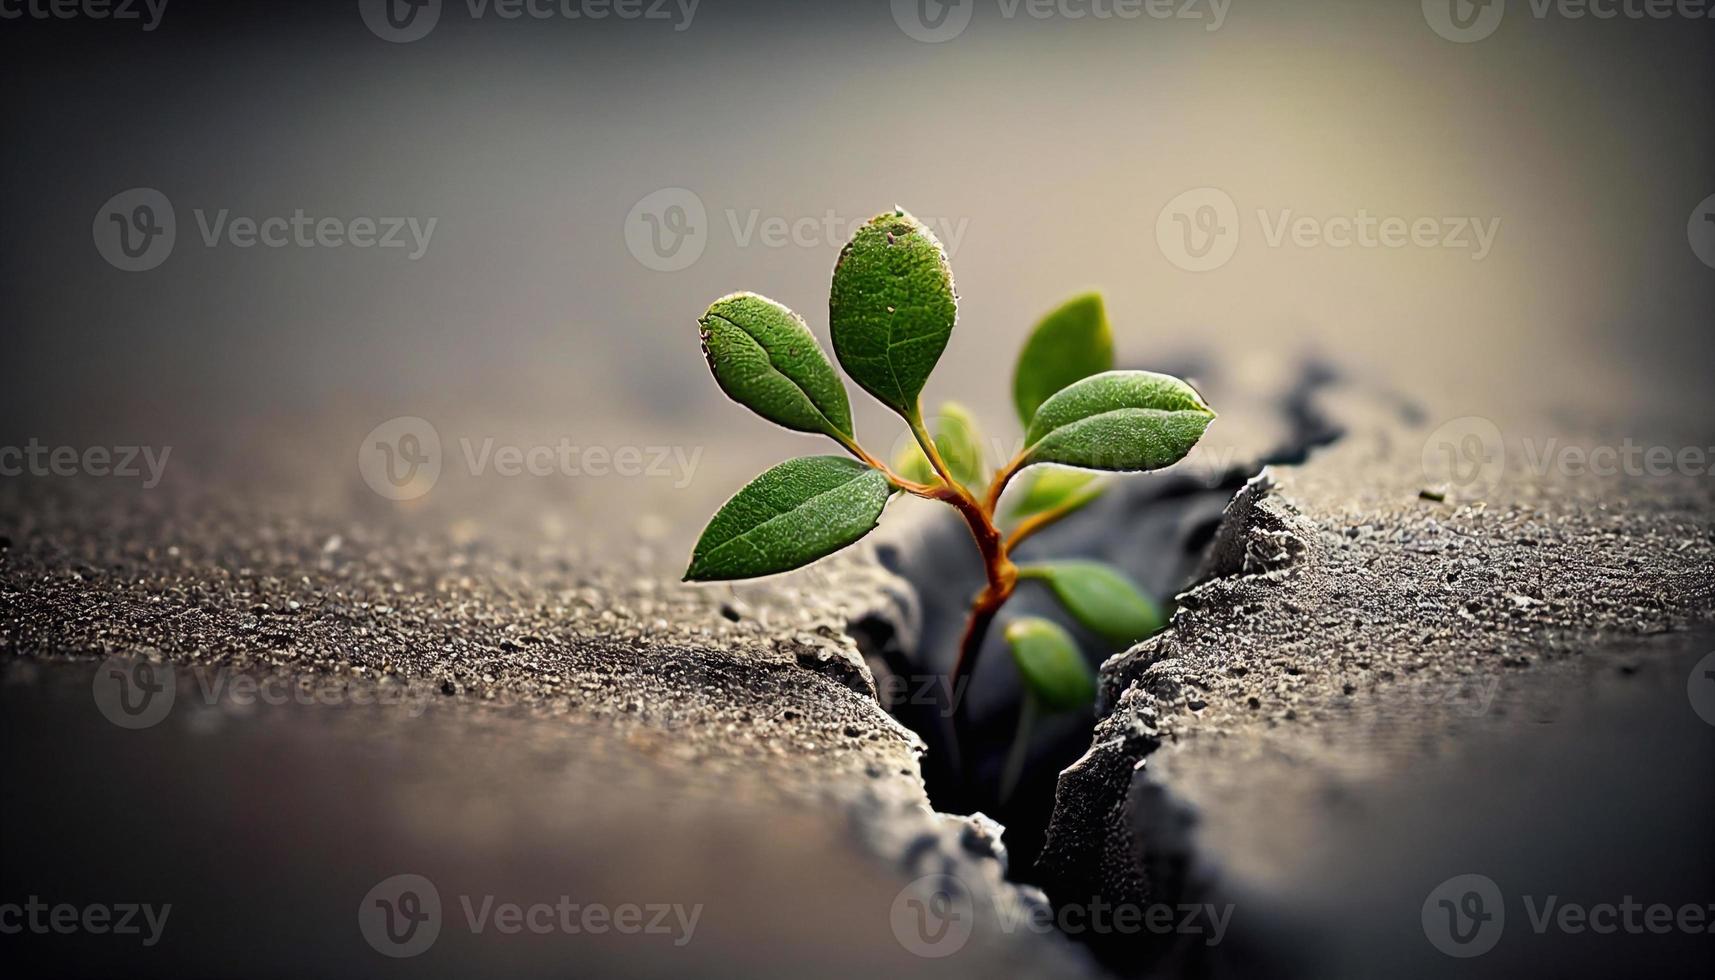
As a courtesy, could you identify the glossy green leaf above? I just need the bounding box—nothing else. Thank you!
[1004,617,1096,713]
[829,209,957,415]
[1007,467,1106,523]
[699,292,853,438]
[685,456,890,581]
[1012,292,1114,428]
[1021,561,1162,646]
[1023,371,1215,472]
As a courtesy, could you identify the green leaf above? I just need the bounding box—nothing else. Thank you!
[1004,617,1096,713]
[1007,467,1106,523]
[1020,561,1162,646]
[829,209,957,415]
[930,401,986,488]
[1012,292,1114,428]
[1023,370,1215,472]
[699,292,854,438]
[891,441,935,486]
[685,456,890,581]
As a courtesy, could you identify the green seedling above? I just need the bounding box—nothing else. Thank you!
[687,207,1215,780]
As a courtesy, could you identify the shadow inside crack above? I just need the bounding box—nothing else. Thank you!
[846,358,1349,951]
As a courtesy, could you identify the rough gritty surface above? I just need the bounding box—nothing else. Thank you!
[1035,383,1715,972]
[0,477,1092,978]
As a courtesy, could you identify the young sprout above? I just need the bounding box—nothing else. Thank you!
[686,208,1215,786]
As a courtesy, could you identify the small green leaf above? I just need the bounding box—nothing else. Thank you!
[1012,292,1114,428]
[1021,561,1162,646]
[1023,371,1214,472]
[1007,467,1106,523]
[685,456,890,581]
[892,441,935,486]
[931,401,986,488]
[699,292,854,438]
[829,209,957,415]
[1004,617,1096,713]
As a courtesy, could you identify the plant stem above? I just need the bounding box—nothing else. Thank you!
[1003,493,1087,551]
[832,432,941,497]
[999,694,1038,804]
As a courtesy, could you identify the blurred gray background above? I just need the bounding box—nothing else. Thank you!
[2,0,1712,551]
